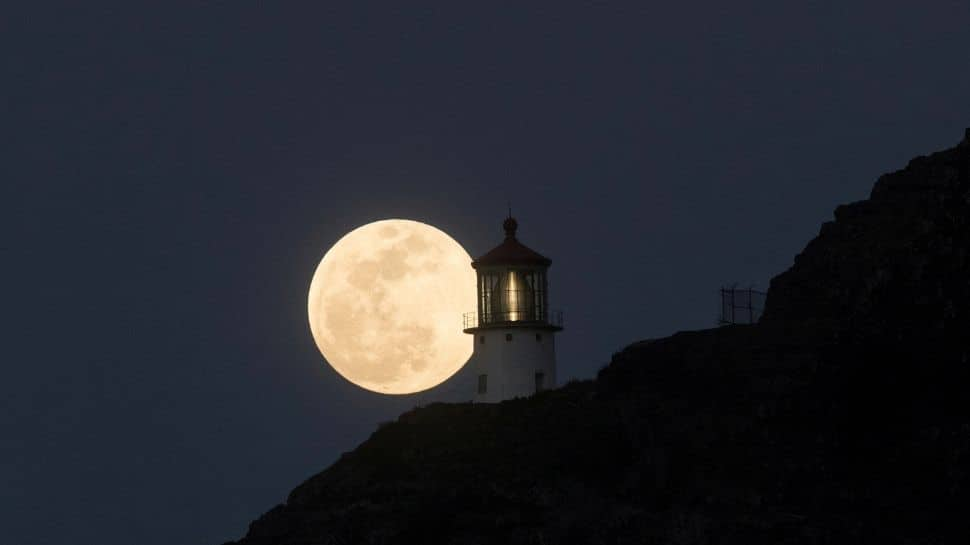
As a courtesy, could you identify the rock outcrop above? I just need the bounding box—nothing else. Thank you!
[763,128,970,346]
[224,130,970,544]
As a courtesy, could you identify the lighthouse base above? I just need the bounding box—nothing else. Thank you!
[467,327,557,403]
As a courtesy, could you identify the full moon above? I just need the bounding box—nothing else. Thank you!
[307,219,476,394]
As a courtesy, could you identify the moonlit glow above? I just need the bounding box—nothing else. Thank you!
[307,219,476,394]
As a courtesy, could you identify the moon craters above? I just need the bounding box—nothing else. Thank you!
[308,220,475,394]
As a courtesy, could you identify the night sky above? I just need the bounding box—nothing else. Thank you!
[3,3,969,544]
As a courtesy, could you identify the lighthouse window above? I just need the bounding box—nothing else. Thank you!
[478,268,548,325]
[477,374,488,394]
[479,272,501,324]
[505,333,513,342]
[535,333,542,342]
[479,336,485,344]
[535,372,545,393]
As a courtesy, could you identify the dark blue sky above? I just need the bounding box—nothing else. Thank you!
[2,3,968,544]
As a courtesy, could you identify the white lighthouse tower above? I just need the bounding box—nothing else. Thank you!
[463,216,563,402]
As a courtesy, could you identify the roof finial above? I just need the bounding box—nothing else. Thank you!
[502,202,518,239]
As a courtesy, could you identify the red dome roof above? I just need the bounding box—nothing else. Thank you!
[471,217,551,268]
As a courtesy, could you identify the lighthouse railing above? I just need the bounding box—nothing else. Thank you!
[463,309,563,329]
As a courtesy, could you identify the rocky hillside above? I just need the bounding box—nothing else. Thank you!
[225,130,970,544]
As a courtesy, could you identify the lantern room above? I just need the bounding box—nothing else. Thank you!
[463,216,563,331]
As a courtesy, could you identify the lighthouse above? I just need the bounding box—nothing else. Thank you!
[463,216,563,402]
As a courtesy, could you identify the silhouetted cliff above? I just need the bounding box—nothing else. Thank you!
[225,130,970,544]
